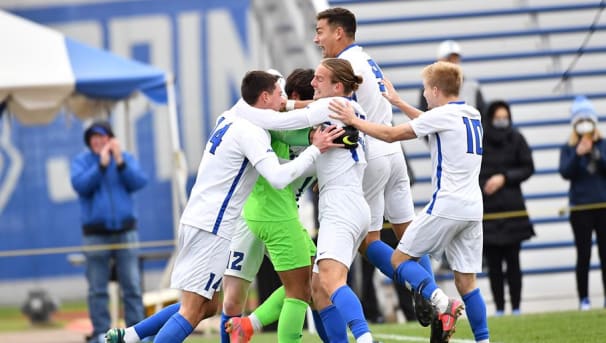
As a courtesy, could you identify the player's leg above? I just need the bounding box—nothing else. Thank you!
[317,192,374,343]
[222,218,264,342]
[311,270,348,343]
[155,226,229,343]
[392,216,465,341]
[448,221,489,343]
[255,218,313,342]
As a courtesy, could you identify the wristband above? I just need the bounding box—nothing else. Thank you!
[285,100,296,111]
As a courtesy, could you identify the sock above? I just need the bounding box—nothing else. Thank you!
[133,302,180,340]
[252,285,285,326]
[123,327,140,343]
[430,289,449,313]
[463,288,490,341]
[277,298,308,342]
[394,260,437,300]
[154,312,193,343]
[248,313,264,333]
[418,254,435,279]
[318,305,348,343]
[356,332,374,343]
[311,309,329,342]
[365,240,394,278]
[220,312,239,343]
[330,285,370,339]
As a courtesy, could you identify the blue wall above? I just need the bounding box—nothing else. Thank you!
[0,0,253,280]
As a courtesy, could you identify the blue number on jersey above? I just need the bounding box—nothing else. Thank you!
[209,122,232,154]
[462,117,483,155]
[367,58,386,92]
[203,272,223,292]
[229,251,244,271]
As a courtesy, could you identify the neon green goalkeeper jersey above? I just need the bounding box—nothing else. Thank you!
[243,128,310,222]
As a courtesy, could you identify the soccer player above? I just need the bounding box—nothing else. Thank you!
[329,61,490,343]
[313,7,436,326]
[222,68,321,343]
[104,70,343,343]
[233,57,375,343]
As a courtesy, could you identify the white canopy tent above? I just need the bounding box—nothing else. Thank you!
[0,9,186,286]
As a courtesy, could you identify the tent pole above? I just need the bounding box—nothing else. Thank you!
[160,73,188,288]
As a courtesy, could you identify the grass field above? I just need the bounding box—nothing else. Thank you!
[185,309,606,343]
[2,302,605,342]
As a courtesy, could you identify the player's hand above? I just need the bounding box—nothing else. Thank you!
[483,174,505,195]
[381,78,402,105]
[311,125,345,153]
[328,99,356,125]
[109,138,124,165]
[99,143,111,167]
[576,134,593,155]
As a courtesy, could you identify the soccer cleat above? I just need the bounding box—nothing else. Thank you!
[429,311,444,343]
[104,328,125,343]
[225,316,254,343]
[436,298,464,342]
[413,291,434,327]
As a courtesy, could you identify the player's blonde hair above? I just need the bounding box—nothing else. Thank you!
[321,58,363,95]
[421,61,462,97]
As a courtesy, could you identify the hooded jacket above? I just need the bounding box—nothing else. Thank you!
[70,123,148,235]
[480,101,535,245]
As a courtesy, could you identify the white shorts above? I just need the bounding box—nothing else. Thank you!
[170,224,231,299]
[397,213,483,273]
[224,217,266,282]
[313,189,370,272]
[364,152,415,231]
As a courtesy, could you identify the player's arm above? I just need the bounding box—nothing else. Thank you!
[235,99,313,130]
[254,126,344,189]
[270,128,311,146]
[383,78,423,119]
[329,99,416,143]
[284,99,313,111]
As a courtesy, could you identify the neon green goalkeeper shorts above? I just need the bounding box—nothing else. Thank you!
[246,217,316,272]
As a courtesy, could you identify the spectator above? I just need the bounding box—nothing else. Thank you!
[480,100,535,316]
[70,120,148,343]
[419,40,485,114]
[559,95,606,311]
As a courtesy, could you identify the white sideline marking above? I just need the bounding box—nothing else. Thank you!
[374,333,476,342]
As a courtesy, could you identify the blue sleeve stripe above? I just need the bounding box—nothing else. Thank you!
[212,159,249,235]
[427,134,443,214]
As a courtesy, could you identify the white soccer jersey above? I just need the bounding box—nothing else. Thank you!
[338,44,402,159]
[409,101,484,221]
[179,110,274,240]
[233,97,368,187]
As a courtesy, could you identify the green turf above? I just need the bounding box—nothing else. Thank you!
[185,309,606,343]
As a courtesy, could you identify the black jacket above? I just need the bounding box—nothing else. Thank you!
[480,111,535,245]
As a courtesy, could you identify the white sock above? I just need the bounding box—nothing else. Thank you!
[430,288,449,313]
[477,339,490,343]
[123,327,140,343]
[356,332,373,343]
[248,313,263,333]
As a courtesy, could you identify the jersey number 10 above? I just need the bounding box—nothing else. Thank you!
[462,117,483,155]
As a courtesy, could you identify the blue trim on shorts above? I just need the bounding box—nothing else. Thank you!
[427,133,443,214]
[213,159,249,234]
